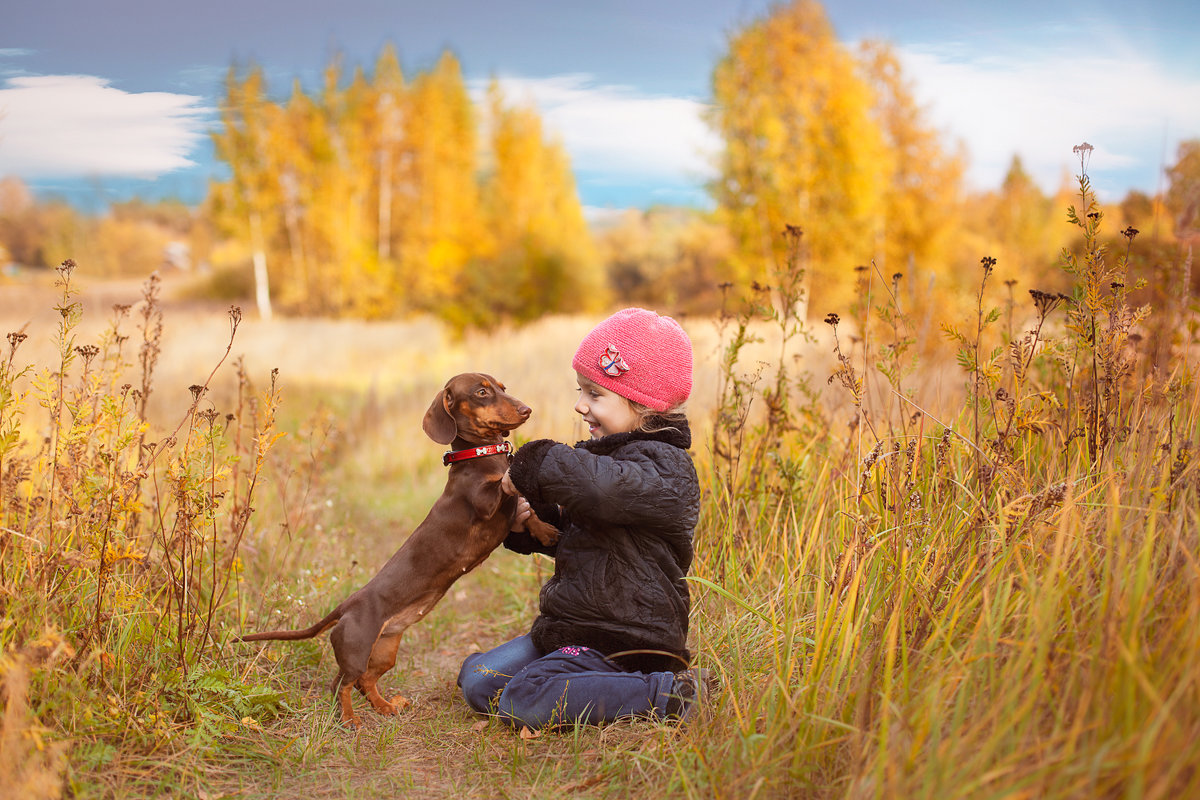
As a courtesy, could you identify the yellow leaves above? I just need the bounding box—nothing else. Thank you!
[96,540,148,569]
[212,45,595,323]
[11,627,77,669]
[254,430,287,468]
[0,656,68,796]
[714,1,962,313]
[423,238,470,299]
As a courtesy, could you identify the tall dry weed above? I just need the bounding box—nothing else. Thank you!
[0,263,293,794]
[688,148,1200,798]
[0,656,68,800]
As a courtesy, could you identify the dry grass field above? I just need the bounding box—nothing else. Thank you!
[3,237,1199,799]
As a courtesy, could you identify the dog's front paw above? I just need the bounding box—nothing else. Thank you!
[527,515,560,547]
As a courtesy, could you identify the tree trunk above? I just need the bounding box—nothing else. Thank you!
[249,210,273,320]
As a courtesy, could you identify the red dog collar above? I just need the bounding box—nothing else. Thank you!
[443,441,513,466]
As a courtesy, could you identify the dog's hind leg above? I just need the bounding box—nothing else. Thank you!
[328,618,376,727]
[358,630,409,715]
[336,680,360,728]
[358,598,441,716]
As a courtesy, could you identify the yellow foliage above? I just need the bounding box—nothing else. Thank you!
[0,658,67,800]
[711,0,963,316]
[208,47,598,325]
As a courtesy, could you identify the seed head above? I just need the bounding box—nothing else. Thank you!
[1121,226,1139,240]
[1029,289,1067,317]
[1072,142,1094,173]
[824,312,840,327]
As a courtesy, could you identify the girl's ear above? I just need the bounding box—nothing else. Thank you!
[422,389,458,444]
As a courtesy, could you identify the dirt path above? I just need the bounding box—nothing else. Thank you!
[208,551,678,800]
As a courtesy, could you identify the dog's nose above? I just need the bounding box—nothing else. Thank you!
[518,404,531,419]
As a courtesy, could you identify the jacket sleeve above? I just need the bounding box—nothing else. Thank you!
[509,439,698,532]
[502,529,558,557]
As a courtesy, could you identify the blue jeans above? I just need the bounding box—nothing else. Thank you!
[457,634,680,728]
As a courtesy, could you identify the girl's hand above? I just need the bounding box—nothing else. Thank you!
[511,496,533,532]
[500,469,517,497]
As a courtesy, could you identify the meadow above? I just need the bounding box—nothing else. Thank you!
[2,174,1199,799]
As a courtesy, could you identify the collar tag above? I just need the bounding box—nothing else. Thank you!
[442,441,513,466]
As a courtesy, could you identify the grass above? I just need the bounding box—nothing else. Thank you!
[2,163,1199,798]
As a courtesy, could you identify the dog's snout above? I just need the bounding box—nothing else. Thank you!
[517,404,532,419]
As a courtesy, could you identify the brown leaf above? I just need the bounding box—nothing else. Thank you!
[519,726,542,740]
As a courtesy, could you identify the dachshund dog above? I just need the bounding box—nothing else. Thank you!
[241,373,558,727]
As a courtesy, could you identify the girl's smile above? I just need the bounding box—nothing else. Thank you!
[575,373,640,438]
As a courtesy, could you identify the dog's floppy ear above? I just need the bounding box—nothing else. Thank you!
[422,388,458,444]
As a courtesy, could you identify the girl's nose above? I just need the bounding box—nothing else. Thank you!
[574,396,588,415]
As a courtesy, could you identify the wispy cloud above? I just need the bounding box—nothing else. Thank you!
[0,74,211,178]
[488,41,1200,208]
[482,74,720,183]
[896,37,1200,195]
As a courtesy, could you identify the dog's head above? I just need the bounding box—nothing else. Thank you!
[422,373,532,445]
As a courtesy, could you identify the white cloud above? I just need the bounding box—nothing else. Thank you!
[582,205,630,227]
[895,39,1200,195]
[0,74,211,178]
[485,42,1200,208]
[481,74,720,182]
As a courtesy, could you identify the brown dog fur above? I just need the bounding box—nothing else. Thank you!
[240,373,557,727]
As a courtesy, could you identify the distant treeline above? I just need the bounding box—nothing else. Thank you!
[2,0,1197,327]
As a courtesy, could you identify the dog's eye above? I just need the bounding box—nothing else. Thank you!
[476,388,489,397]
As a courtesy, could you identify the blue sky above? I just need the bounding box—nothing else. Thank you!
[2,0,1199,215]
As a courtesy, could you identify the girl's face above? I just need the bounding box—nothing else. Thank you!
[575,373,640,439]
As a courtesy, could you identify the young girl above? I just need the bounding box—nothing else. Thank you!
[457,307,712,727]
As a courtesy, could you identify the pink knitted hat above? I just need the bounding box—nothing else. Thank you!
[572,308,693,412]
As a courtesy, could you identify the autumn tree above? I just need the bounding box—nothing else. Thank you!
[211,65,278,318]
[710,0,964,316]
[370,45,410,273]
[208,46,594,326]
[0,177,63,267]
[1166,138,1200,243]
[858,40,963,281]
[596,208,733,314]
[985,156,1066,288]
[467,81,603,327]
[710,0,889,313]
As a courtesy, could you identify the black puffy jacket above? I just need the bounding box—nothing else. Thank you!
[504,419,699,674]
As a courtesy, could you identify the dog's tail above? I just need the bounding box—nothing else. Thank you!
[238,610,339,642]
